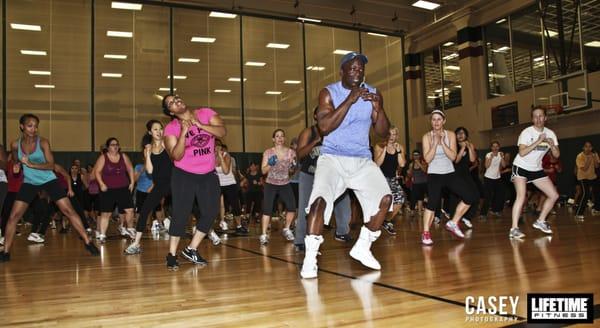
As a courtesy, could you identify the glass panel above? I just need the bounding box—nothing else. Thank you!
[441,40,461,108]
[486,18,515,96]
[423,47,442,113]
[6,0,91,150]
[581,0,600,72]
[541,0,583,77]
[173,9,242,151]
[95,0,169,152]
[243,17,305,152]
[305,25,360,123]
[511,5,545,90]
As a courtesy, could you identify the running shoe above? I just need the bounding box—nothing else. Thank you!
[445,220,465,239]
[421,231,433,245]
[259,234,269,245]
[532,220,552,234]
[124,244,142,255]
[219,220,229,231]
[509,227,525,239]
[208,230,221,246]
[382,221,397,235]
[166,253,179,271]
[0,252,10,262]
[282,228,295,241]
[461,217,473,229]
[235,226,249,235]
[27,232,45,243]
[334,233,353,243]
[85,242,100,256]
[181,247,207,265]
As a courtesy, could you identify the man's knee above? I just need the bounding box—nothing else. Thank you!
[380,194,392,209]
[309,197,327,215]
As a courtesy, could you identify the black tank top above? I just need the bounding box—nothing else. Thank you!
[455,147,471,176]
[300,126,322,175]
[70,174,85,196]
[151,149,173,184]
[380,149,399,178]
[247,172,261,192]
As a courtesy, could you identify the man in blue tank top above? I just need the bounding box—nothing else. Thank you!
[300,52,393,279]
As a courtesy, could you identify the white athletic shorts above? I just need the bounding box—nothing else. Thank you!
[307,154,392,224]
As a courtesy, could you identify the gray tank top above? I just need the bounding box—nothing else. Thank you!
[427,131,455,174]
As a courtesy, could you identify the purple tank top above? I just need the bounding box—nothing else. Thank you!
[102,153,129,189]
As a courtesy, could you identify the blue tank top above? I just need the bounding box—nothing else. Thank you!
[17,137,56,185]
[135,164,153,192]
[321,81,376,158]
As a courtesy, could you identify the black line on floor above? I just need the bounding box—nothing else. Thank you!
[222,242,526,321]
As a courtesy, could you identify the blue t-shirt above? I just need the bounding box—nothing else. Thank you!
[135,164,153,192]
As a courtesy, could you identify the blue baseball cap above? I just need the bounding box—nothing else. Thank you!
[339,52,368,69]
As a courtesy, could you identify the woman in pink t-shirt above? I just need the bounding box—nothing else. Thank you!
[162,94,226,271]
[259,129,297,245]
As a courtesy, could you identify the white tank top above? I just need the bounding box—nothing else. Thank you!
[484,152,502,179]
[216,166,236,186]
[427,131,455,174]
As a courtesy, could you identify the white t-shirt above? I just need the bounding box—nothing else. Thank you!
[513,126,558,171]
[484,152,502,179]
[0,169,6,183]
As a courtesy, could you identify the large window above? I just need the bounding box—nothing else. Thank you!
[423,39,461,113]
[486,17,514,96]
[6,0,91,150]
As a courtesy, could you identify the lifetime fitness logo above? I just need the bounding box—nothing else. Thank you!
[464,296,520,323]
[527,293,594,324]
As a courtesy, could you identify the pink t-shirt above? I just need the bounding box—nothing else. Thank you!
[164,108,217,174]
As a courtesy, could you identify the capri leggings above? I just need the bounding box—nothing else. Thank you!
[261,183,296,216]
[221,184,241,216]
[169,167,220,237]
[136,180,170,233]
[426,172,478,212]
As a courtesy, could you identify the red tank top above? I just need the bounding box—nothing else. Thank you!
[101,153,129,189]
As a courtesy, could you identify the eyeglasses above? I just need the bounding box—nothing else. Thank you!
[167,96,182,108]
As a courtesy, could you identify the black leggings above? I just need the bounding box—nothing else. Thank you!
[448,173,479,219]
[426,172,478,211]
[136,181,170,233]
[1,192,17,234]
[221,184,241,216]
[69,196,89,229]
[576,179,599,216]
[481,177,505,214]
[169,168,220,237]
[245,190,262,215]
[410,183,427,209]
[31,196,52,235]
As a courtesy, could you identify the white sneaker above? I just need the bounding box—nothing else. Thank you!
[461,218,473,229]
[163,218,171,231]
[151,220,160,232]
[208,230,221,246]
[127,228,136,239]
[300,235,324,279]
[349,226,382,270]
[219,220,229,231]
[27,232,45,243]
[282,228,295,241]
[95,231,101,239]
[118,226,129,237]
[259,234,269,245]
[532,220,552,234]
[445,220,465,239]
[98,234,107,243]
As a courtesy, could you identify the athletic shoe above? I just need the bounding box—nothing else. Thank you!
[0,252,10,262]
[381,221,397,235]
[219,220,229,231]
[461,218,473,229]
[259,234,269,245]
[509,227,525,239]
[124,244,142,255]
[127,228,136,239]
[282,228,295,241]
[85,242,100,256]
[98,234,106,244]
[208,230,221,246]
[163,217,171,231]
[433,216,441,225]
[181,247,207,265]
[85,228,92,235]
[421,231,433,245]
[151,220,160,232]
[235,226,249,235]
[300,235,324,279]
[349,226,382,270]
[27,233,45,243]
[118,226,129,237]
[294,244,305,252]
[533,220,552,234]
[445,220,465,239]
[334,233,353,243]
[166,253,179,271]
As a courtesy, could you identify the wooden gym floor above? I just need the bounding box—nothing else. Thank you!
[1,207,599,327]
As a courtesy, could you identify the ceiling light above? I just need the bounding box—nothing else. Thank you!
[102,73,123,78]
[228,77,247,82]
[533,56,546,62]
[265,91,282,95]
[20,49,47,56]
[214,89,231,93]
[297,16,322,23]
[209,11,237,18]
[104,54,127,59]
[454,85,462,88]
[266,43,290,49]
[412,1,441,10]
[167,75,187,80]
[488,63,493,67]
[443,42,454,47]
[489,73,506,78]
[245,61,266,67]
[445,65,460,70]
[284,80,301,84]
[442,53,458,60]
[191,37,216,43]
[333,49,352,55]
[496,18,507,24]
[584,41,600,47]
[542,30,558,37]
[178,57,200,63]
[111,2,142,10]
[10,23,41,31]
[29,70,51,75]
[158,87,176,91]
[367,32,388,37]
[306,66,325,71]
[492,46,510,53]
[34,84,55,89]
[107,30,133,38]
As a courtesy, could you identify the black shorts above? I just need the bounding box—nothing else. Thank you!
[262,183,296,216]
[16,180,67,204]
[511,166,546,184]
[99,187,134,213]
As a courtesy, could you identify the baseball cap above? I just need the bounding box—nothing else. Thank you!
[339,52,368,69]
